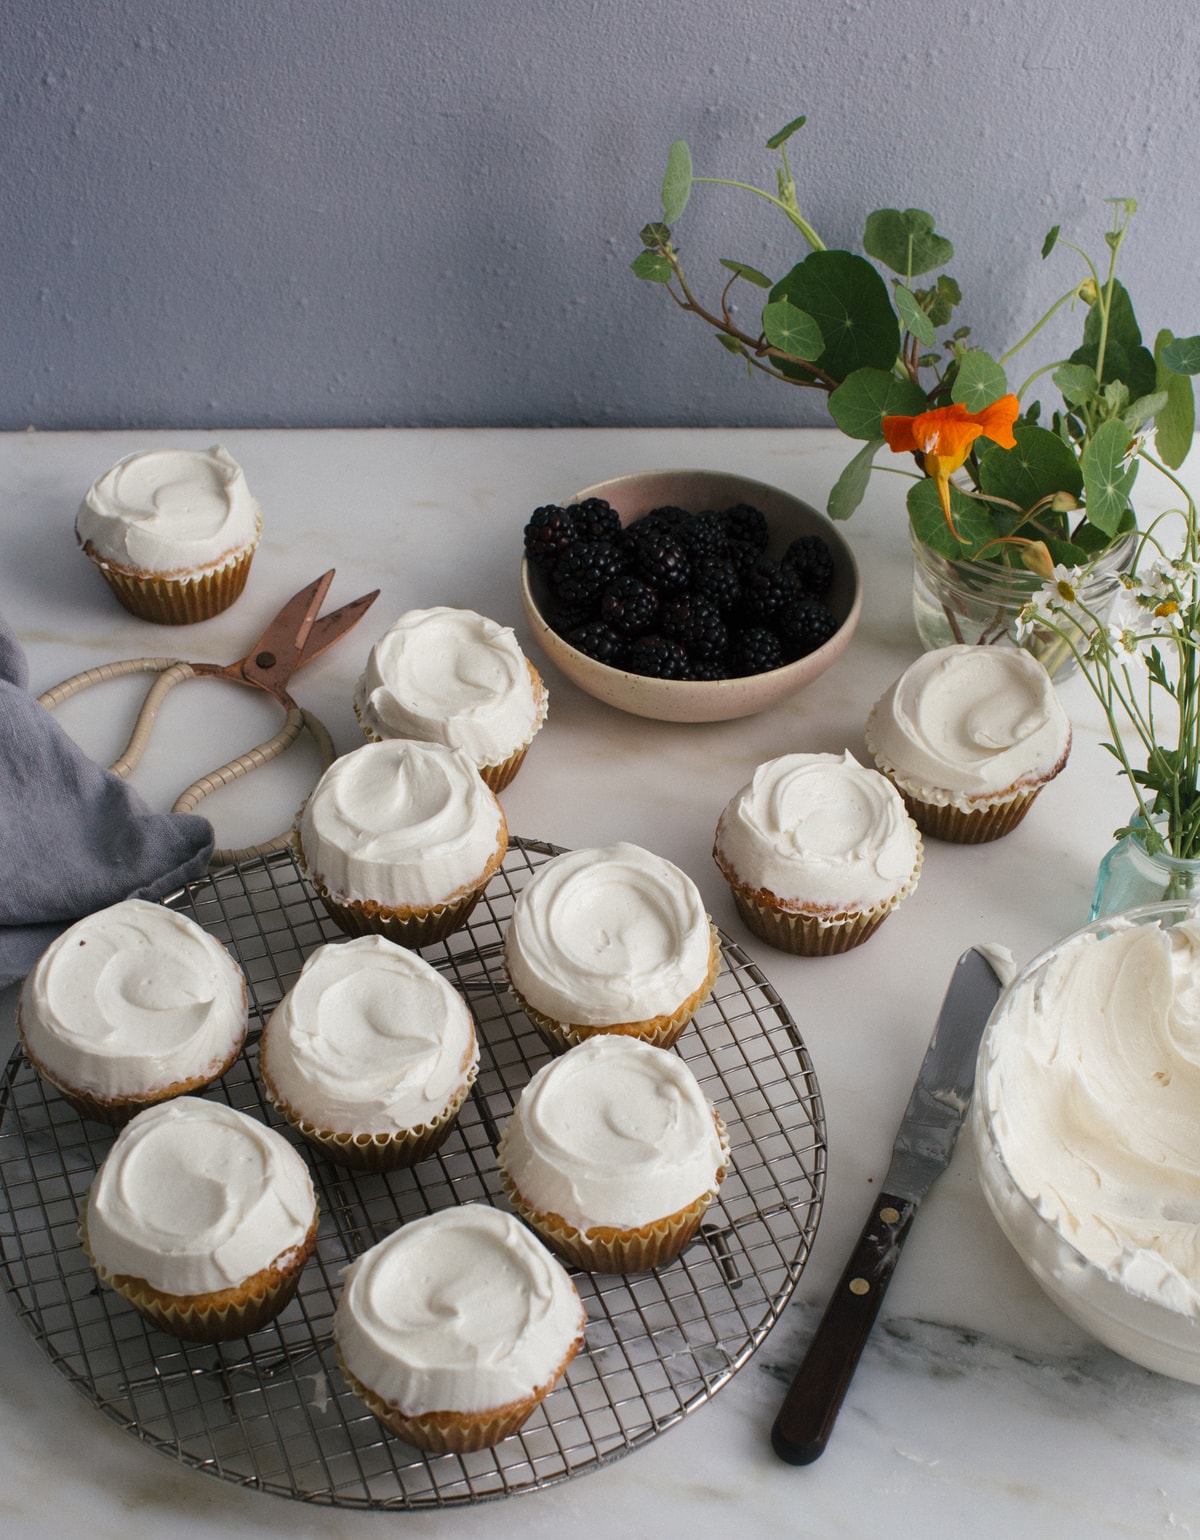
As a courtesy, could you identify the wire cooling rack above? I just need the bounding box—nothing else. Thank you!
[0,838,826,1510]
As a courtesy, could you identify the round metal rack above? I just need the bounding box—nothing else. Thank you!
[0,838,826,1509]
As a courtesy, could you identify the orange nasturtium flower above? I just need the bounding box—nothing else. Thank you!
[882,395,1021,537]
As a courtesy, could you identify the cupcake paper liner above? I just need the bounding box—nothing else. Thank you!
[499,1112,729,1275]
[80,1202,318,1344]
[81,526,260,626]
[336,1339,582,1454]
[264,1068,477,1173]
[507,926,722,1053]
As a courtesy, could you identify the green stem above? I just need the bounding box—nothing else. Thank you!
[692,176,826,251]
[998,288,1083,368]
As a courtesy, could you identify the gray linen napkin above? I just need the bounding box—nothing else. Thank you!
[0,614,214,987]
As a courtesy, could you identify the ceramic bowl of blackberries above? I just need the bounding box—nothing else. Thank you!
[519,469,862,723]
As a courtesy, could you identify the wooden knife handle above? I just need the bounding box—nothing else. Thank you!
[770,1191,916,1465]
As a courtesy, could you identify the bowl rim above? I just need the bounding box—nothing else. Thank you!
[975,896,1200,1317]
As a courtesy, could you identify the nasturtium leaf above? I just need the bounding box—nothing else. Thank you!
[827,438,883,521]
[828,369,927,440]
[1155,329,1197,469]
[631,251,673,283]
[907,477,998,560]
[1081,416,1139,537]
[951,350,1008,412]
[1123,390,1169,435]
[766,114,807,150]
[894,285,938,346]
[1052,362,1099,407]
[914,273,961,329]
[1070,279,1156,396]
[1042,225,1061,259]
[1161,334,1200,375]
[770,251,900,383]
[640,223,671,248]
[719,258,773,289]
[662,140,693,225]
[976,423,1084,525]
[761,299,823,360]
[862,208,954,277]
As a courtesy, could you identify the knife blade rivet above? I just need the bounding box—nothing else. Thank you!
[879,1206,900,1224]
[849,1278,870,1296]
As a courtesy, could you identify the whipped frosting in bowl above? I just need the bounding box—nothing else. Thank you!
[296,739,507,911]
[498,1034,729,1234]
[503,841,717,1033]
[82,1096,317,1299]
[17,898,248,1116]
[974,902,1200,1380]
[354,606,547,776]
[714,750,921,911]
[866,643,1071,808]
[334,1203,586,1433]
[260,935,478,1143]
[76,445,263,578]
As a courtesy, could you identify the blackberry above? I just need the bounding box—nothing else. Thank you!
[722,534,763,573]
[552,538,626,610]
[778,598,839,658]
[682,655,730,682]
[600,574,659,636]
[738,555,802,624]
[729,626,785,676]
[523,504,576,573]
[675,509,726,561]
[566,619,625,664]
[720,502,769,554]
[692,554,742,613]
[783,534,835,596]
[622,633,690,679]
[659,593,728,658]
[570,496,623,543]
[633,532,691,593]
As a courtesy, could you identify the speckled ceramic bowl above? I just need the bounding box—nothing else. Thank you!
[519,469,862,724]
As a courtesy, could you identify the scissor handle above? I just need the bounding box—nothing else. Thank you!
[173,706,336,865]
[39,657,337,867]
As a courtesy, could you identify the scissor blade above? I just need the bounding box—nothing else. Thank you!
[294,587,380,669]
[239,571,336,694]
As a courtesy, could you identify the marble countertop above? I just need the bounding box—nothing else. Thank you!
[1,427,1198,1540]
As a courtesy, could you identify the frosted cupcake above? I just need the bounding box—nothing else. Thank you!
[497,1034,730,1273]
[76,445,263,624]
[17,898,248,1126]
[865,644,1072,843]
[259,935,478,1171]
[713,751,923,956]
[503,841,721,1051]
[334,1203,586,1453]
[80,1097,318,1342]
[354,606,548,792]
[295,739,508,947]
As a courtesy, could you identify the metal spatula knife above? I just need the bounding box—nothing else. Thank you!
[771,945,1004,1465]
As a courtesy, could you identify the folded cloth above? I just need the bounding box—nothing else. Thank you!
[0,614,214,988]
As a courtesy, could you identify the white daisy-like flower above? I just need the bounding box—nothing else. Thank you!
[1015,600,1044,641]
[1039,564,1086,609]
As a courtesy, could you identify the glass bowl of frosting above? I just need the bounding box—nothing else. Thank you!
[972,900,1200,1382]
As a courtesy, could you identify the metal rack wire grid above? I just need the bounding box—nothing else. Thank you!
[0,838,826,1509]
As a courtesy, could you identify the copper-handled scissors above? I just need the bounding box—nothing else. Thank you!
[39,570,379,866]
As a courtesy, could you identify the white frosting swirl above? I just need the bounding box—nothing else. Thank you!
[261,936,478,1135]
[504,842,713,1027]
[85,1097,317,1296]
[982,914,1200,1316]
[76,445,263,576]
[714,751,920,910]
[19,899,247,1099]
[297,739,505,909]
[354,607,545,767]
[334,1204,585,1414]
[866,644,1071,805]
[498,1035,728,1230]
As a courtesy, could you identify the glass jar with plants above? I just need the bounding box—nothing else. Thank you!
[632,117,1200,675]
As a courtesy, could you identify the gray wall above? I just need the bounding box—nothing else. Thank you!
[4,0,1199,431]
